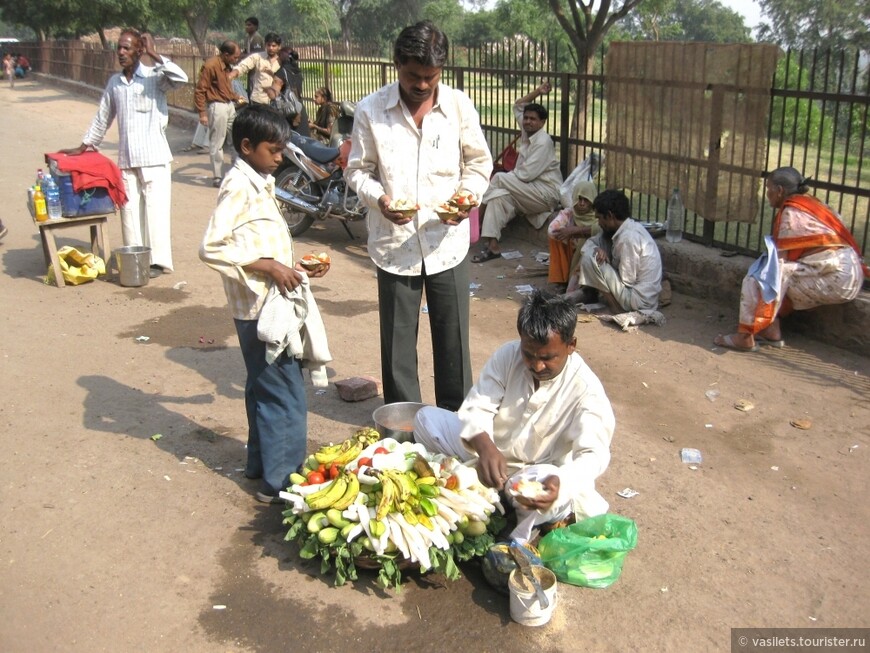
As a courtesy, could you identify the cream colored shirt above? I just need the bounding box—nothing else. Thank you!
[346,82,493,276]
[234,53,279,105]
[199,158,294,320]
[457,340,615,502]
[512,100,562,189]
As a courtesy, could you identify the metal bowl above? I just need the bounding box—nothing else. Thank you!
[372,402,427,442]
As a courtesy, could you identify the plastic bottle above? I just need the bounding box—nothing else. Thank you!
[45,175,63,220]
[36,168,45,187]
[665,188,684,244]
[33,184,48,222]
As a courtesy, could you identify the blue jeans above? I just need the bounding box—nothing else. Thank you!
[235,319,307,495]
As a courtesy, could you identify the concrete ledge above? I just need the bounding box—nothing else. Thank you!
[505,217,869,357]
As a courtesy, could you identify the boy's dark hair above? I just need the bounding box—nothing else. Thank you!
[232,104,291,153]
[592,189,631,221]
[524,102,548,122]
[245,17,259,28]
[516,289,577,345]
[264,32,282,46]
[394,20,448,68]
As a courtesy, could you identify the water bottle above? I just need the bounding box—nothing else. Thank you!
[45,175,63,220]
[665,188,684,244]
[33,185,48,222]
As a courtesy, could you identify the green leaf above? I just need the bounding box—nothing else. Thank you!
[299,535,319,559]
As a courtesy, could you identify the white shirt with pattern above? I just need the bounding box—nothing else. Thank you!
[200,158,295,320]
[82,60,187,169]
[346,82,493,276]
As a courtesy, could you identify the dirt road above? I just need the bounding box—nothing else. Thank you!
[1,79,868,653]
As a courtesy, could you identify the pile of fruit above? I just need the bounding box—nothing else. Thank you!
[281,428,506,590]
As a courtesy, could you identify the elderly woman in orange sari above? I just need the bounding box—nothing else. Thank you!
[715,166,868,352]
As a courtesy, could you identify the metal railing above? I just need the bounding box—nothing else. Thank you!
[19,39,869,260]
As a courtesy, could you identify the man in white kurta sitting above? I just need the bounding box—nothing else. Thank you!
[574,189,663,313]
[472,81,563,263]
[413,289,615,541]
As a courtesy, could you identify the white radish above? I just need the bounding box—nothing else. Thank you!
[345,523,364,542]
[386,516,412,561]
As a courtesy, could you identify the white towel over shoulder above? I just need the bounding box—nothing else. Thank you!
[257,276,332,386]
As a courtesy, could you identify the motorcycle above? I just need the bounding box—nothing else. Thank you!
[274,101,366,238]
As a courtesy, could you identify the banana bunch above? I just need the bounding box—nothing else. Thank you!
[312,427,381,467]
[304,472,361,511]
[314,438,363,466]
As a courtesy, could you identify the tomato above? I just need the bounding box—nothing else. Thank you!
[445,474,458,490]
[329,463,340,479]
[357,457,373,468]
[307,471,326,485]
[373,447,389,455]
[317,463,326,474]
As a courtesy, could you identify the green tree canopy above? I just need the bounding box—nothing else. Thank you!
[757,0,869,50]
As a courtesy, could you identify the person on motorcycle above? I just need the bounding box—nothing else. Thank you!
[346,20,493,412]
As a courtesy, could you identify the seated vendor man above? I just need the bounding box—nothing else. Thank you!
[413,289,615,541]
[573,189,662,313]
[472,81,563,263]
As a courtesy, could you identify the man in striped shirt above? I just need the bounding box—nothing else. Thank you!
[68,29,187,276]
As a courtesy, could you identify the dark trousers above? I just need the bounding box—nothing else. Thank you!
[377,260,472,411]
[234,319,307,495]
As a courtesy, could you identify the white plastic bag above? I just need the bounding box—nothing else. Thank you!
[560,152,605,209]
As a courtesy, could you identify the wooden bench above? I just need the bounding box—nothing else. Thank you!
[34,213,111,288]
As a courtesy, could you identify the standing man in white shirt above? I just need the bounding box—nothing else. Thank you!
[66,29,188,276]
[346,21,493,411]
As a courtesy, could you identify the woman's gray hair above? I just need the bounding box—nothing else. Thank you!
[769,166,811,196]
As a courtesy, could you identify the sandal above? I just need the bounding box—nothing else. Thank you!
[471,249,501,264]
[713,334,759,352]
[756,337,785,348]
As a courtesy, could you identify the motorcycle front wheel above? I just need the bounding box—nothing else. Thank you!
[274,165,317,237]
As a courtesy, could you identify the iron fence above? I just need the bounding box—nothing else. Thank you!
[17,39,869,260]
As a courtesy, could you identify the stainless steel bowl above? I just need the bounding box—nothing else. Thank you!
[371,402,427,442]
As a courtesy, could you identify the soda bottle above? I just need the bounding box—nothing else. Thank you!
[45,175,63,220]
[36,168,45,187]
[34,184,48,222]
[665,188,684,244]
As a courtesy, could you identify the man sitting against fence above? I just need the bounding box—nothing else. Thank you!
[571,189,662,313]
[472,81,563,263]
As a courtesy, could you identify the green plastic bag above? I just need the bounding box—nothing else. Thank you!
[538,513,638,588]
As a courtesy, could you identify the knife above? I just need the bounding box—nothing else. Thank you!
[510,544,550,609]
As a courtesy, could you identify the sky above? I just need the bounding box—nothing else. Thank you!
[717,0,764,29]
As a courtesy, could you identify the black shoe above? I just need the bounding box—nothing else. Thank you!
[212,177,222,188]
[255,491,285,504]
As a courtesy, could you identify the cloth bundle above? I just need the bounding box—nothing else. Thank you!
[45,246,106,286]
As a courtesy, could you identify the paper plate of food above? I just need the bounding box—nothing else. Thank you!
[448,190,478,210]
[388,199,419,219]
[507,476,549,500]
[298,252,331,273]
[435,202,460,222]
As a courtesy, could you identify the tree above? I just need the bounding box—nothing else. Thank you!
[756,0,870,50]
[150,0,247,56]
[618,0,750,42]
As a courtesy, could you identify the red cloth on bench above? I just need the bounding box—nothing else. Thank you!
[45,151,128,207]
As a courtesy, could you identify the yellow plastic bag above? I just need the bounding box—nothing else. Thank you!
[45,246,106,286]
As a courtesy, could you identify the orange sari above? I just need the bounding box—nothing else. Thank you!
[738,195,866,334]
[775,195,869,277]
